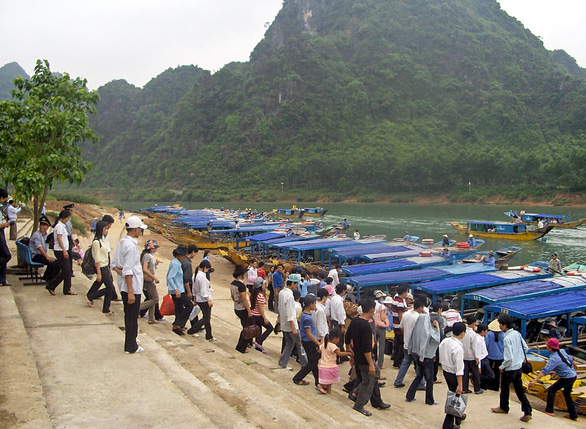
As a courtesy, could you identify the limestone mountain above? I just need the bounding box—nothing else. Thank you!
[79,0,586,199]
[0,62,29,100]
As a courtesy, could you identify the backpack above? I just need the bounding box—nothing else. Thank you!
[81,240,101,278]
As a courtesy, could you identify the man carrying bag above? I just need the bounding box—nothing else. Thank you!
[439,322,468,429]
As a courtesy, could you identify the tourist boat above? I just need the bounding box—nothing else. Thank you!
[504,211,586,228]
[449,221,554,241]
[301,207,327,217]
[461,246,522,268]
[268,206,304,219]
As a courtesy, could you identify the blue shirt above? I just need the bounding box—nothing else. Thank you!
[299,280,312,298]
[167,258,185,293]
[485,331,504,360]
[468,238,476,248]
[299,311,316,342]
[273,271,283,289]
[484,256,495,267]
[542,349,576,378]
[501,329,528,371]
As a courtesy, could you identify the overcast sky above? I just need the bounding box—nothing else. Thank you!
[0,0,584,89]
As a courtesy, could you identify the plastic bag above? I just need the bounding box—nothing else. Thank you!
[160,294,175,316]
[445,391,467,418]
[189,304,201,321]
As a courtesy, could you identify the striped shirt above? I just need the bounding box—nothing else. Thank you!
[252,291,266,317]
[391,295,406,332]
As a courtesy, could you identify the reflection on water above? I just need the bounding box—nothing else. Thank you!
[119,201,586,267]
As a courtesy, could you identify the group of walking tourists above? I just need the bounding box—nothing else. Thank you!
[2,193,580,426]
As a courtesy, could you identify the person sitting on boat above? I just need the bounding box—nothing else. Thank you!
[537,219,544,229]
[442,234,450,247]
[467,234,476,249]
[440,248,452,263]
[403,231,410,242]
[316,221,323,229]
[353,229,360,240]
[341,218,350,229]
[546,319,562,340]
[548,253,562,273]
[483,252,496,267]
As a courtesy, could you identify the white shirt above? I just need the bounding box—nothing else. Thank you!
[462,327,478,361]
[53,221,69,251]
[328,293,346,324]
[278,287,297,332]
[111,235,143,294]
[313,302,329,339]
[193,270,212,302]
[6,204,21,220]
[400,309,420,350]
[328,269,340,287]
[439,337,465,376]
[476,334,488,366]
[248,267,258,279]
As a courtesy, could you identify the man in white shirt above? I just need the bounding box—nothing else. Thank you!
[394,299,424,387]
[278,274,303,368]
[313,288,329,341]
[439,322,467,429]
[327,265,342,287]
[462,315,483,394]
[328,283,348,360]
[5,200,22,240]
[111,216,147,354]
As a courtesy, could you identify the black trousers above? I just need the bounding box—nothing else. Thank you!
[353,363,385,409]
[191,301,213,339]
[32,254,60,281]
[500,369,532,416]
[121,292,141,353]
[252,315,273,345]
[406,356,435,404]
[0,229,12,284]
[479,358,495,390]
[87,267,115,313]
[267,283,275,311]
[172,293,193,329]
[293,340,319,386]
[47,251,72,293]
[546,376,577,419]
[487,359,503,391]
[443,371,463,429]
[463,359,481,392]
[235,309,251,353]
[393,331,404,366]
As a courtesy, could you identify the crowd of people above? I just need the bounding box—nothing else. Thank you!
[1,192,580,426]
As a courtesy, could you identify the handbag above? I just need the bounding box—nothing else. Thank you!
[160,294,175,316]
[374,310,389,328]
[518,332,533,374]
[242,323,261,340]
[445,391,468,418]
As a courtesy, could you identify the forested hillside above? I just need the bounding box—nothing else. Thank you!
[0,62,29,100]
[76,0,586,200]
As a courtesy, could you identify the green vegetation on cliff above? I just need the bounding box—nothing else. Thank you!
[75,0,586,199]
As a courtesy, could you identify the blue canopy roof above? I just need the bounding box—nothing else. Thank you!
[462,277,586,305]
[331,244,412,259]
[274,238,374,251]
[344,264,494,288]
[341,256,450,276]
[485,289,586,319]
[362,249,424,261]
[245,232,285,242]
[411,269,553,297]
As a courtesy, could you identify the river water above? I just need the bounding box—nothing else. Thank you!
[119,202,586,268]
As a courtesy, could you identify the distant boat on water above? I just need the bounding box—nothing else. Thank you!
[504,211,586,228]
[301,207,327,217]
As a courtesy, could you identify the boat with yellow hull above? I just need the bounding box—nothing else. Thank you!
[450,221,554,241]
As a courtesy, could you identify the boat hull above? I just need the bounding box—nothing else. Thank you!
[450,222,553,241]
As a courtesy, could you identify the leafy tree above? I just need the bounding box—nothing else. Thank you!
[0,60,99,228]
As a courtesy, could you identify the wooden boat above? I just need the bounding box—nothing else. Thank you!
[505,211,586,228]
[450,221,554,241]
[301,207,327,217]
[268,206,304,219]
[461,246,521,268]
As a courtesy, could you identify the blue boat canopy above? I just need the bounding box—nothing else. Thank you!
[485,289,586,320]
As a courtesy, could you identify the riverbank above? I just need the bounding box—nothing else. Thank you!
[1,207,582,428]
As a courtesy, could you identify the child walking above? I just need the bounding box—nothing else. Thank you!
[293,295,321,387]
[317,327,352,394]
